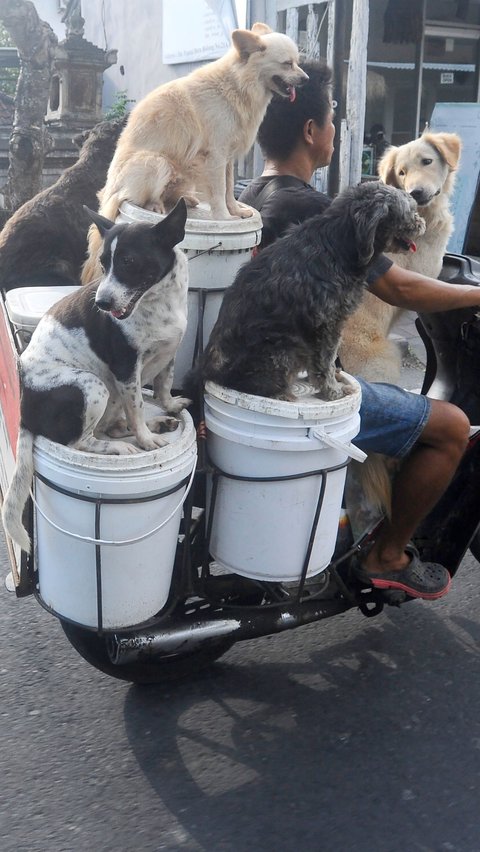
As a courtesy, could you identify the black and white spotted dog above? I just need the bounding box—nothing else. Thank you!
[201,182,426,400]
[2,198,190,553]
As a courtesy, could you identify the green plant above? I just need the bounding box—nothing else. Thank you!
[103,89,135,120]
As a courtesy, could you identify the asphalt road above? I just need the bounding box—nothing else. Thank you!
[2,524,480,852]
[3,350,480,852]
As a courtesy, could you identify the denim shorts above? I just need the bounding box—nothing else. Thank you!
[354,378,431,459]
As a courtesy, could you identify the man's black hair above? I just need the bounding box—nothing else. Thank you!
[257,60,333,160]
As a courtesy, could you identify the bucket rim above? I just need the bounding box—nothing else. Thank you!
[205,375,361,420]
[6,285,80,327]
[34,409,196,472]
[119,201,263,236]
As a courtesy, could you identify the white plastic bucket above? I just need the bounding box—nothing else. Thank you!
[118,202,263,387]
[204,377,363,582]
[5,286,80,343]
[33,410,197,630]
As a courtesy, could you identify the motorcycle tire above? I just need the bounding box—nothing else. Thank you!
[60,620,236,684]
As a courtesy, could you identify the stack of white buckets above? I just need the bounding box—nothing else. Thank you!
[118,203,364,588]
[6,201,363,631]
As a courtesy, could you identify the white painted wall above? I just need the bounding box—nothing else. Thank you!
[33,1,243,113]
[33,1,174,111]
[81,0,177,109]
[34,0,66,38]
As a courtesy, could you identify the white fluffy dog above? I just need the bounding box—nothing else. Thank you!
[339,131,461,518]
[340,131,462,382]
[82,22,307,283]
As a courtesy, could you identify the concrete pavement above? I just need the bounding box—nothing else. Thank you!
[391,309,427,370]
[390,309,426,391]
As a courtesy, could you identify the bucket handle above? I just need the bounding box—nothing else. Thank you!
[310,427,367,463]
[30,461,197,547]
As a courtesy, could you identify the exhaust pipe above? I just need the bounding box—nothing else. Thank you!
[107,596,352,665]
[107,617,241,665]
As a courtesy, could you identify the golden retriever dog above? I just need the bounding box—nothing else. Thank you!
[339,131,461,517]
[339,131,462,382]
[82,22,307,283]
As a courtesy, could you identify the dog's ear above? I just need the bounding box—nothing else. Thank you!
[153,198,187,247]
[83,206,115,235]
[74,129,89,149]
[422,132,462,170]
[351,187,392,267]
[377,146,399,187]
[251,22,273,35]
[231,28,266,60]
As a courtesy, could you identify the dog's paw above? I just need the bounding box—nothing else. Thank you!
[106,440,141,455]
[145,200,166,214]
[76,437,140,454]
[238,207,254,219]
[137,432,170,451]
[105,418,131,438]
[228,201,255,219]
[315,384,346,401]
[334,372,355,396]
[166,396,191,415]
[147,415,179,434]
[184,194,200,208]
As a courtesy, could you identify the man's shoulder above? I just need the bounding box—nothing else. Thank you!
[239,175,331,247]
[280,184,330,214]
[240,176,330,213]
[238,176,272,206]
[261,183,331,227]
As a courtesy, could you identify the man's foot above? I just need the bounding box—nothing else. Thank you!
[353,543,451,600]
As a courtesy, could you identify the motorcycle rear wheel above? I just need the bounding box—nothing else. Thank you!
[60,620,235,684]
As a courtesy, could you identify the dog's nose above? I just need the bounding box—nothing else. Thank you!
[409,188,424,203]
[96,297,112,311]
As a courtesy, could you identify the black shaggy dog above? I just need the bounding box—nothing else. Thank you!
[201,182,425,400]
[0,116,126,291]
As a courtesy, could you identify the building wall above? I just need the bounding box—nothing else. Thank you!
[0,1,244,194]
[35,0,67,38]
[34,1,230,112]
[80,0,175,109]
[270,1,480,153]
[32,1,480,134]
[33,1,172,110]
[365,0,480,146]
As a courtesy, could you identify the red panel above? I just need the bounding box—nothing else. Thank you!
[0,303,20,455]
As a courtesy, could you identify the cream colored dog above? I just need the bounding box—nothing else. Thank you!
[339,131,461,517]
[340,131,462,382]
[82,22,307,283]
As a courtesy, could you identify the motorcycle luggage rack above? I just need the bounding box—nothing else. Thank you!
[201,456,350,607]
[189,286,358,608]
[32,469,191,635]
[30,283,369,633]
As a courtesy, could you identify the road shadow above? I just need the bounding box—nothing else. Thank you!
[123,602,480,851]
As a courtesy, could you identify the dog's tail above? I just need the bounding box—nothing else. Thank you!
[81,190,122,284]
[82,225,104,284]
[2,427,35,554]
[358,452,394,518]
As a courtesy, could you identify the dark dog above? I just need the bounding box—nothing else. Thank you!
[201,182,425,400]
[2,199,190,553]
[0,117,125,290]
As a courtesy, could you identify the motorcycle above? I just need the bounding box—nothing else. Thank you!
[3,252,480,685]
